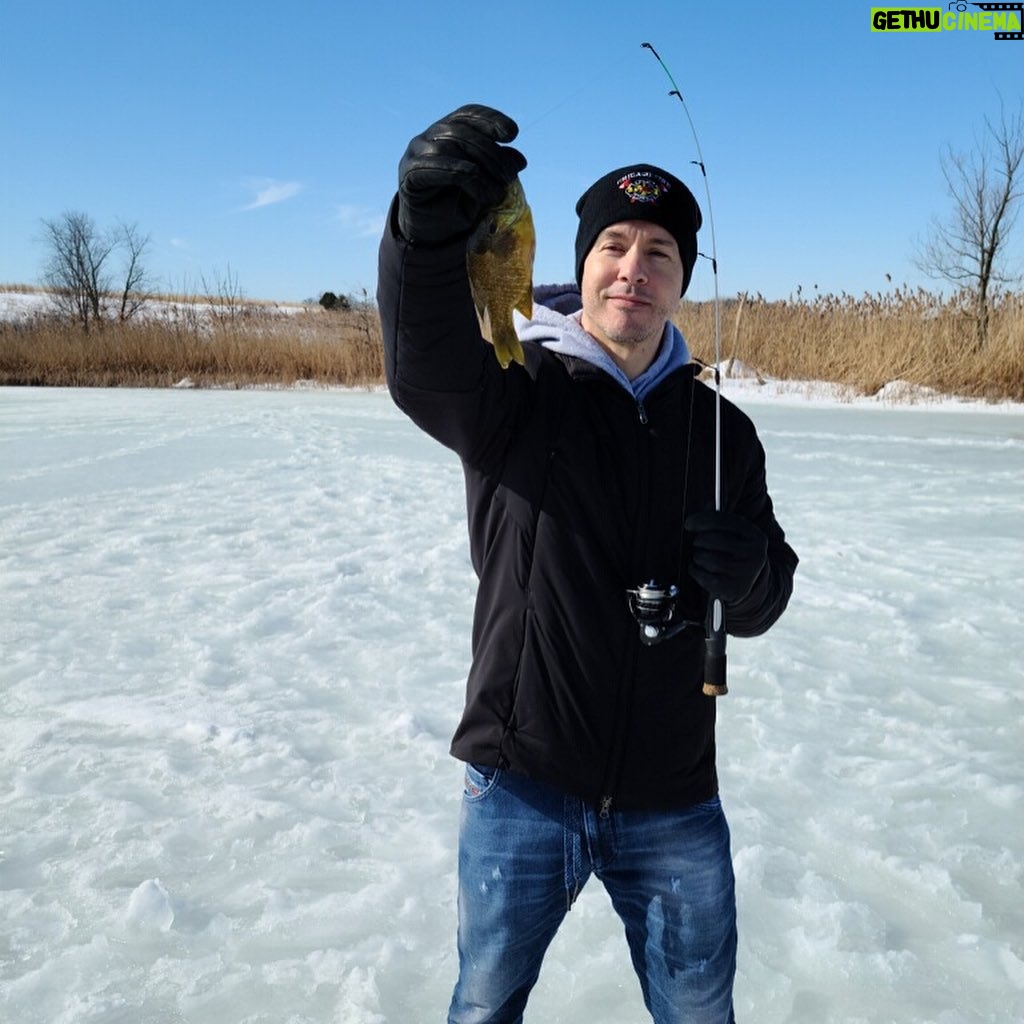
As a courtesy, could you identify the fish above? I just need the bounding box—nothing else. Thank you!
[467,177,535,369]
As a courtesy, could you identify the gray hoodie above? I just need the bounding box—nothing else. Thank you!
[515,303,692,402]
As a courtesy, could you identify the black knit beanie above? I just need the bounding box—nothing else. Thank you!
[574,164,702,296]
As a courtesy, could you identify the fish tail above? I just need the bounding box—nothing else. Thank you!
[477,306,525,369]
[492,320,525,369]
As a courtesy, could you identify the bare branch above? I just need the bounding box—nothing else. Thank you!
[914,96,1024,349]
[115,221,154,321]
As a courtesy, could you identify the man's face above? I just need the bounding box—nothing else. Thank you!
[579,221,685,371]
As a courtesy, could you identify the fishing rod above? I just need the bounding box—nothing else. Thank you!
[641,41,727,697]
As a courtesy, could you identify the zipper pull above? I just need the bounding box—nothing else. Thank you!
[599,796,613,819]
[637,400,648,425]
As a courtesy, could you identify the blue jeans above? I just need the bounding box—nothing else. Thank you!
[448,765,737,1024]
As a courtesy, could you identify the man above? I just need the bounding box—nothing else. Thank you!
[377,104,798,1023]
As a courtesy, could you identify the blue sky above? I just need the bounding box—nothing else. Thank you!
[2,0,1022,303]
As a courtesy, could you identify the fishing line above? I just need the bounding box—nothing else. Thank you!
[642,41,727,697]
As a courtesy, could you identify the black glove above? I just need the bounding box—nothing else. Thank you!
[397,104,527,246]
[685,510,768,604]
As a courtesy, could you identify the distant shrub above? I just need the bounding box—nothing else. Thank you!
[319,291,351,311]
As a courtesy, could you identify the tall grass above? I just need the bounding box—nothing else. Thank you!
[675,286,1024,402]
[0,295,384,389]
[2,285,1022,401]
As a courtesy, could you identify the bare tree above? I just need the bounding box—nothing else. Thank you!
[199,265,247,327]
[40,212,153,331]
[115,221,154,322]
[916,98,1024,350]
[41,211,117,331]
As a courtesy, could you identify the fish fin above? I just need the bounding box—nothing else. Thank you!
[477,305,494,345]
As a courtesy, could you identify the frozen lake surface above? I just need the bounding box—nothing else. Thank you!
[1,385,1022,1023]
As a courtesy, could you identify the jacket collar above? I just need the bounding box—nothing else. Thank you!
[515,303,692,402]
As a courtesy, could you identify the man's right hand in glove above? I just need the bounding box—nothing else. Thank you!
[397,104,527,246]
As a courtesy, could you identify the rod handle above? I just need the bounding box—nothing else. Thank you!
[702,643,727,696]
[703,599,728,697]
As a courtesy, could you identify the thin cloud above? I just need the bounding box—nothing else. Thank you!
[335,204,386,238]
[241,178,302,211]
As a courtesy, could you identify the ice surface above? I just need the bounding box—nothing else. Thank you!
[1,385,1021,1023]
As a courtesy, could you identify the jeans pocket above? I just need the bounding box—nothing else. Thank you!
[463,761,500,801]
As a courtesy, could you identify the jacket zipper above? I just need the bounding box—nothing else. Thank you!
[597,388,655,813]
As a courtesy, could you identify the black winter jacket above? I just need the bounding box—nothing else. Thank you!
[377,209,798,811]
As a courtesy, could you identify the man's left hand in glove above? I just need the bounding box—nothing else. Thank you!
[685,510,768,604]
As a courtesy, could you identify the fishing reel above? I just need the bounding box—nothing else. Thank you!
[627,580,728,697]
[627,580,701,646]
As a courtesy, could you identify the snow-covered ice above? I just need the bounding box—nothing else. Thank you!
[1,384,1021,1023]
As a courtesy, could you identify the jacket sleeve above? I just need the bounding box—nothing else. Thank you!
[721,411,798,638]
[376,196,529,467]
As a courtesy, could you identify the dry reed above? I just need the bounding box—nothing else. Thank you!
[2,286,1022,401]
[675,286,1024,402]
[0,299,384,389]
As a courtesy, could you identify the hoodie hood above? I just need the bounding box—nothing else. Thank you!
[515,303,691,402]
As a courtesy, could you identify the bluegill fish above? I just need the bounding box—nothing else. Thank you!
[467,178,535,369]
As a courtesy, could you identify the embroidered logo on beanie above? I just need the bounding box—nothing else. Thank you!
[617,169,673,205]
